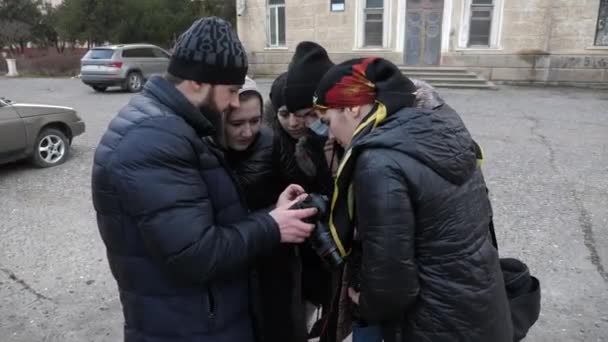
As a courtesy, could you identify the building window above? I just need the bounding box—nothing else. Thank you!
[267,0,286,47]
[458,0,503,49]
[468,0,493,47]
[331,0,345,12]
[364,0,384,46]
[596,0,608,46]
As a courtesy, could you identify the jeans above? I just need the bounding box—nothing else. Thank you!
[352,322,383,342]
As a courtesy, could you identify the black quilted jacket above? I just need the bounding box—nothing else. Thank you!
[224,126,333,342]
[224,127,283,211]
[351,104,513,342]
[92,76,280,342]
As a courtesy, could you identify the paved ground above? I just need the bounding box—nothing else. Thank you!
[0,78,607,341]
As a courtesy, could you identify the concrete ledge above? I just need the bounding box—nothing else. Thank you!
[549,56,608,69]
[546,68,606,83]
[460,66,608,84]
[444,54,552,69]
[495,80,608,89]
[491,68,551,82]
[248,63,289,77]
[444,54,608,70]
[443,53,608,84]
[468,67,492,80]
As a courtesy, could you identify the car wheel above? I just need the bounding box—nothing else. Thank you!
[30,128,70,168]
[123,72,143,92]
[92,85,107,92]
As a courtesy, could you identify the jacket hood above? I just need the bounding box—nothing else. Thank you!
[411,78,445,110]
[354,82,476,185]
[219,76,265,148]
[239,76,262,98]
[239,76,264,114]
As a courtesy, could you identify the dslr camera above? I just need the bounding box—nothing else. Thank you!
[290,194,344,268]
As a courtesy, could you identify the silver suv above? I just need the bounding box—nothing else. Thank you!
[80,44,171,93]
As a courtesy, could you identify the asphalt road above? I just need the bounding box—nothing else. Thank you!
[0,77,607,341]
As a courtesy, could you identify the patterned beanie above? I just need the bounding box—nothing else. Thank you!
[168,17,248,85]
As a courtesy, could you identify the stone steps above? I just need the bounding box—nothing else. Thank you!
[399,66,496,89]
[426,82,496,89]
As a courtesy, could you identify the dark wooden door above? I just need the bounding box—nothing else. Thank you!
[405,0,444,66]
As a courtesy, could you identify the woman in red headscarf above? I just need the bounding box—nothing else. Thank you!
[314,57,513,342]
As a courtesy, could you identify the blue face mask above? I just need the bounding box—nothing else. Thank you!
[308,118,329,136]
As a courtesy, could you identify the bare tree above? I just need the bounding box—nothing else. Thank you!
[0,20,32,56]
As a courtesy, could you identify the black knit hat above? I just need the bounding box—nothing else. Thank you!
[168,17,248,85]
[269,72,287,110]
[284,42,334,112]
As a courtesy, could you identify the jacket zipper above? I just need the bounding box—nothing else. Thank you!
[207,286,216,319]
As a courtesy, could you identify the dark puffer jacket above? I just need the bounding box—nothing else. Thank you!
[269,125,336,321]
[224,126,308,342]
[263,99,334,197]
[351,104,513,341]
[224,126,330,342]
[273,126,333,196]
[92,76,280,342]
[224,126,283,211]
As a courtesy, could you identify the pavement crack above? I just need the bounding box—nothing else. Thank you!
[525,116,558,173]
[524,115,607,284]
[473,134,516,145]
[0,267,56,303]
[571,190,608,283]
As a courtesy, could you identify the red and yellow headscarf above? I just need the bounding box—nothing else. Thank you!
[314,57,377,110]
[314,57,416,113]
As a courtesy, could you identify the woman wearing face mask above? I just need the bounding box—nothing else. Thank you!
[266,42,336,197]
[259,42,339,340]
[264,72,337,339]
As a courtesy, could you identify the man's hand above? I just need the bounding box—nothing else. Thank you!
[348,287,360,305]
[277,184,307,207]
[270,196,317,244]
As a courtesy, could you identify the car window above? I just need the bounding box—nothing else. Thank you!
[152,49,170,59]
[84,49,115,59]
[122,48,156,58]
[121,49,139,58]
[140,48,158,58]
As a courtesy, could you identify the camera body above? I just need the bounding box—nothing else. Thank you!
[290,194,344,268]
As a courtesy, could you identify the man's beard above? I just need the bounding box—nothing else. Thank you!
[199,86,222,114]
[199,86,224,144]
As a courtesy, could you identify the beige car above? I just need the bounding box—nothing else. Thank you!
[0,97,85,167]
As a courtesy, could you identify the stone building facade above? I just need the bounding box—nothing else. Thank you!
[236,0,608,85]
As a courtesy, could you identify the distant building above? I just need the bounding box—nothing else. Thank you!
[237,0,608,85]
